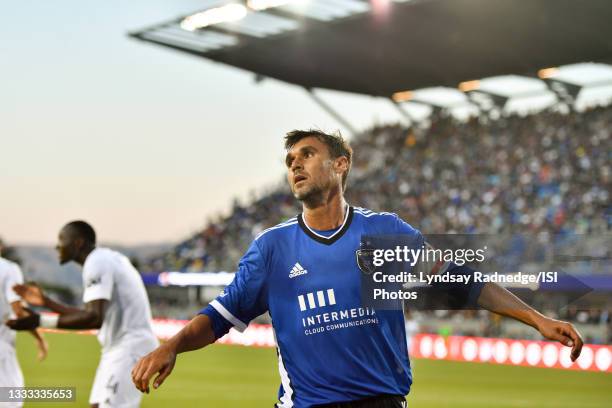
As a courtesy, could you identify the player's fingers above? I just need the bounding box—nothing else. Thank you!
[565,325,584,361]
[135,365,151,394]
[12,284,26,295]
[37,344,46,361]
[131,358,143,381]
[571,338,583,362]
[153,360,175,389]
[131,358,149,392]
[544,328,573,347]
[140,361,165,394]
[559,334,573,347]
[139,365,153,393]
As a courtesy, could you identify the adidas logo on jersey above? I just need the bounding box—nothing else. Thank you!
[289,262,308,278]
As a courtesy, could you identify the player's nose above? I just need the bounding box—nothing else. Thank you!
[291,157,304,172]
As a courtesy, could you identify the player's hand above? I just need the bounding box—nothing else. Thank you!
[13,283,46,307]
[6,312,41,331]
[36,336,49,361]
[536,316,583,361]
[131,344,177,394]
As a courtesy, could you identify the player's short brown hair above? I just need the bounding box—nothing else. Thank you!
[284,129,353,191]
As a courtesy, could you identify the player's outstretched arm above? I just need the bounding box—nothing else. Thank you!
[54,299,108,329]
[13,283,81,314]
[477,282,583,361]
[132,314,216,394]
[6,299,108,331]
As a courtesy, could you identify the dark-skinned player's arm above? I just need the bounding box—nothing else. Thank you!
[10,300,49,361]
[131,314,216,393]
[7,297,108,331]
[8,283,107,330]
[477,282,583,361]
[13,282,82,314]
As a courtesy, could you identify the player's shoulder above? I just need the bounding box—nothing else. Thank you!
[0,256,21,277]
[83,247,119,271]
[254,216,299,242]
[353,206,420,236]
[0,256,14,269]
[86,247,114,260]
[353,206,398,220]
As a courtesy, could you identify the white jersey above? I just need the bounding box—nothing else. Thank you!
[0,257,26,404]
[0,257,23,356]
[82,248,157,353]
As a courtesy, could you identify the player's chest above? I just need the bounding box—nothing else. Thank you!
[267,235,363,300]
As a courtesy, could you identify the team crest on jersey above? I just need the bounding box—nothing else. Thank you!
[355,248,376,274]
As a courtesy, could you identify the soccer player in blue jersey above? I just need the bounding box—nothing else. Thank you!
[132,130,583,407]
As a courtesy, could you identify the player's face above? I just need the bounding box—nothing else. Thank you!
[56,227,77,265]
[285,136,338,202]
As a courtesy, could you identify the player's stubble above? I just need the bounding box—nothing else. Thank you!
[290,159,337,209]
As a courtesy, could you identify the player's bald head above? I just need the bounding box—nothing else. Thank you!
[62,220,96,245]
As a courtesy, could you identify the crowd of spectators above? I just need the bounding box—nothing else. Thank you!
[143,105,610,338]
[144,105,610,274]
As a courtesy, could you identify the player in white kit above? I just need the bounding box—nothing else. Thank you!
[7,222,158,408]
[1,239,48,408]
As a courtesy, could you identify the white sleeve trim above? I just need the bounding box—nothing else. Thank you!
[210,299,248,332]
[40,313,59,329]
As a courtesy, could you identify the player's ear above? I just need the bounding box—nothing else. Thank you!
[334,156,349,175]
[74,236,85,251]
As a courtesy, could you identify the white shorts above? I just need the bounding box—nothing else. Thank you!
[89,342,156,408]
[0,352,24,408]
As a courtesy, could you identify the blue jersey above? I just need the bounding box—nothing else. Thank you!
[200,206,462,407]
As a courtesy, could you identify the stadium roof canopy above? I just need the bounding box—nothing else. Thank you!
[129,0,612,98]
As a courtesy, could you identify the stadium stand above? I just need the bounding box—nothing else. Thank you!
[130,2,611,343]
[140,104,611,343]
[143,104,611,274]
[126,1,612,349]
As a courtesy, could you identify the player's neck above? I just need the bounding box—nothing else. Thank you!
[302,193,347,231]
[75,245,95,266]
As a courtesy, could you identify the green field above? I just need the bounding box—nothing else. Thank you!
[17,333,611,407]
